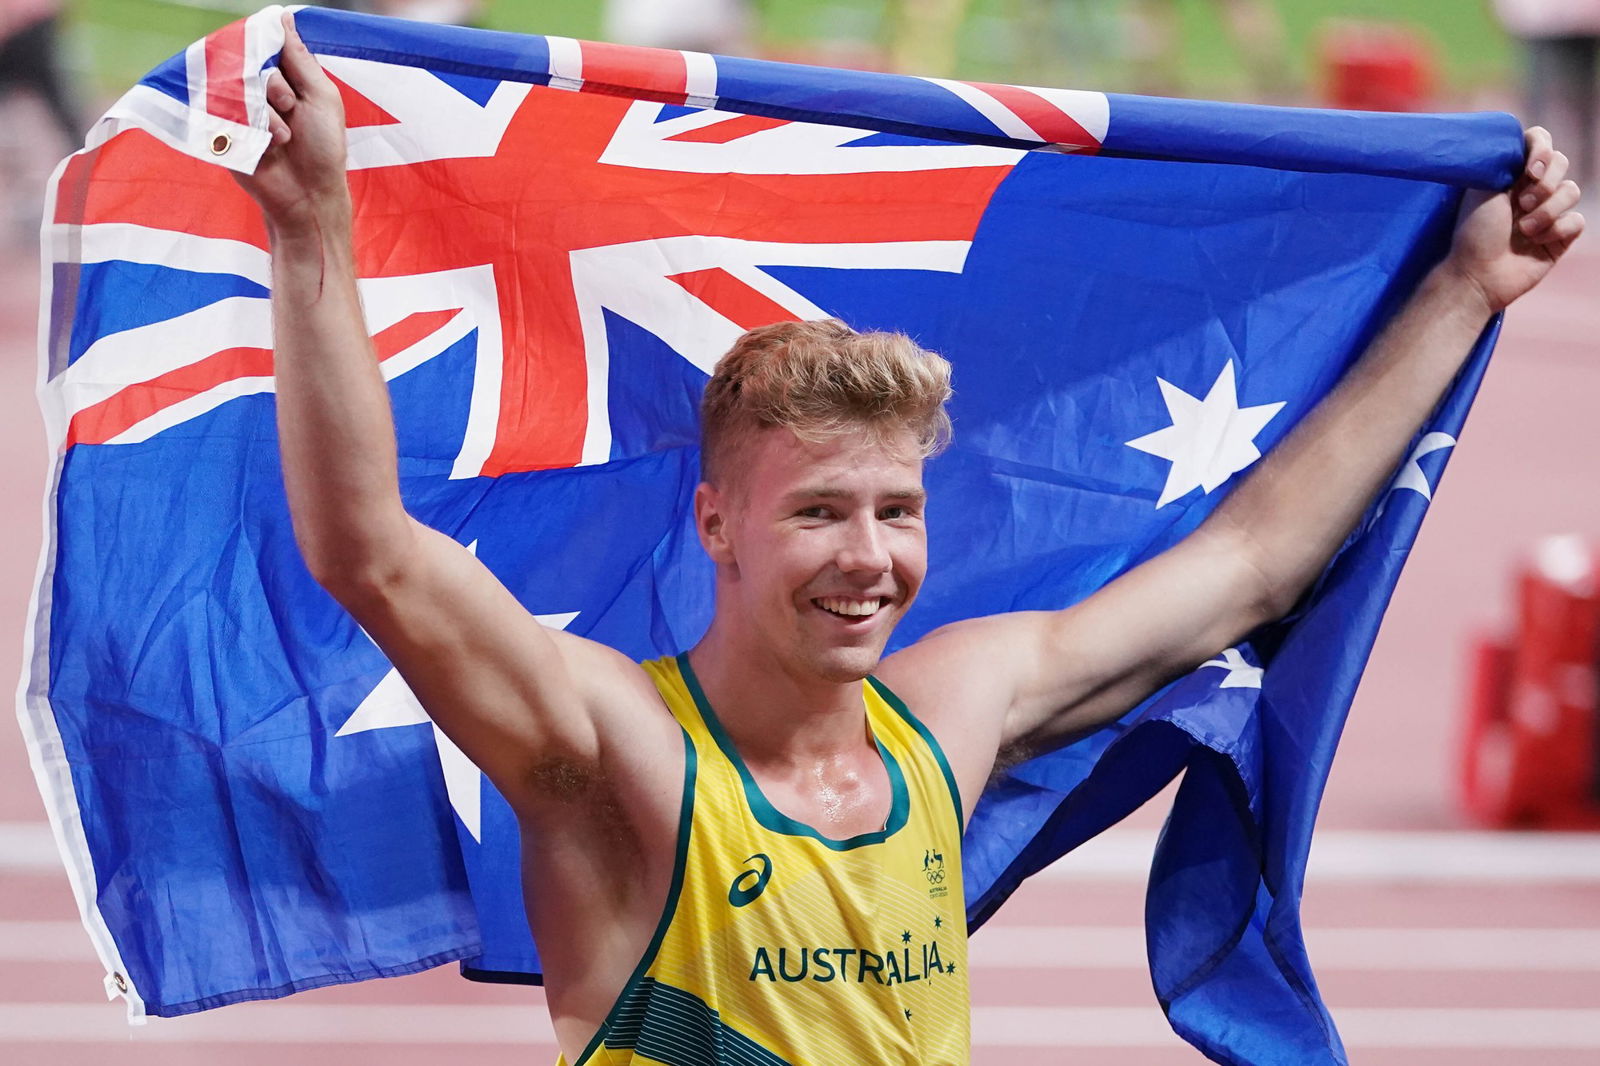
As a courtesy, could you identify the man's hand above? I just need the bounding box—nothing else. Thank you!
[234,12,349,235]
[1444,126,1585,316]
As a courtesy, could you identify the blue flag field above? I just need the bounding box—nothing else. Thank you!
[19,5,1520,1063]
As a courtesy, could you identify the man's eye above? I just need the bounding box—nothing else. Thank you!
[881,506,914,521]
[798,506,830,519]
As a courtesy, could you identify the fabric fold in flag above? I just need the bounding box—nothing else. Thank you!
[22,6,1515,1063]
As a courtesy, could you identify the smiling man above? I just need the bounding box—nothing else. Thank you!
[239,13,1585,1066]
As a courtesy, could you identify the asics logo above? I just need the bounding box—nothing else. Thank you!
[728,853,773,907]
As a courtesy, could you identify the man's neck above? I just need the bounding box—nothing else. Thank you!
[688,619,874,768]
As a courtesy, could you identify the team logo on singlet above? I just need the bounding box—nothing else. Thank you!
[922,849,948,899]
[728,853,773,907]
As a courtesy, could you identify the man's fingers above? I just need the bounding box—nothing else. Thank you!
[1531,209,1585,248]
[275,12,327,97]
[1523,125,1554,180]
[264,69,296,115]
[267,108,291,147]
[1520,179,1582,236]
[1518,150,1569,209]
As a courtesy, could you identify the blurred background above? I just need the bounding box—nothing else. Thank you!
[3,1,1599,1063]
[17,0,1530,104]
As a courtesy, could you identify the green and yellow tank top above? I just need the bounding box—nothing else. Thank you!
[560,653,969,1066]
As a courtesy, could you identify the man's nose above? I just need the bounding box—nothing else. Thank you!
[837,514,892,574]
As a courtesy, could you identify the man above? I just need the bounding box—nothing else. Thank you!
[240,13,1583,1066]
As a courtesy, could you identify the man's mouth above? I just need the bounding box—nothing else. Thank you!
[812,596,887,619]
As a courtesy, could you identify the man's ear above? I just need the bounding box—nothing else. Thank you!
[694,481,736,566]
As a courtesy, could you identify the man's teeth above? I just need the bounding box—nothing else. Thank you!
[816,597,883,618]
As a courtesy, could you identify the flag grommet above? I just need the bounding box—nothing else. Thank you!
[210,133,231,155]
[112,972,127,993]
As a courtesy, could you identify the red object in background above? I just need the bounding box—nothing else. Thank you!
[1459,536,1600,829]
[1319,20,1436,112]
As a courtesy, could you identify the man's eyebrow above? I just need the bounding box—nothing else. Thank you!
[784,486,851,502]
[784,486,927,504]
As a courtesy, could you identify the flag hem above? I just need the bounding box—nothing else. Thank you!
[15,151,149,1023]
[138,945,483,1019]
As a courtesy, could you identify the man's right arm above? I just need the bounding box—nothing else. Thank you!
[239,15,678,818]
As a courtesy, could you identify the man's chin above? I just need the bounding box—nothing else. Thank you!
[806,645,886,684]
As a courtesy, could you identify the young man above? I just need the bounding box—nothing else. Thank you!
[241,14,1583,1066]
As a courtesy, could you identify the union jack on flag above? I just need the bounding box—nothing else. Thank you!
[23,6,1523,1062]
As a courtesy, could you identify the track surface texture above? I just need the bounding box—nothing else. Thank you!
[3,124,1597,1063]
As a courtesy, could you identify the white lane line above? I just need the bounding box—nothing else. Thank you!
[12,920,1600,973]
[1042,828,1600,883]
[971,1006,1600,1049]
[3,1003,1598,1049]
[0,824,60,871]
[0,921,95,960]
[1337,1008,1600,1049]
[8,822,1600,881]
[0,1003,556,1044]
[970,926,1600,971]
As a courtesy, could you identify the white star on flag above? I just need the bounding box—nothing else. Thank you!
[1200,647,1263,689]
[334,541,578,842]
[1374,431,1456,521]
[1126,360,1286,508]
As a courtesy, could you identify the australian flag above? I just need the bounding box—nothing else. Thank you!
[21,5,1522,1062]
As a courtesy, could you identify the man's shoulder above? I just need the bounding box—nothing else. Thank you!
[878,615,1024,691]
[876,627,1017,822]
[549,630,670,703]
[877,620,1019,735]
[505,635,681,809]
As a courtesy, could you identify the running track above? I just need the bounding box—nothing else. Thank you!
[2,140,1597,1064]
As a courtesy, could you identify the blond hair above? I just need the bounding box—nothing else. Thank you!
[699,319,953,486]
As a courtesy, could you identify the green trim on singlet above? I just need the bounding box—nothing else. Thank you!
[570,726,698,1066]
[865,674,966,832]
[676,653,911,851]
[603,977,796,1066]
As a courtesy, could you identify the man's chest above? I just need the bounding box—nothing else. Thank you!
[745,753,896,840]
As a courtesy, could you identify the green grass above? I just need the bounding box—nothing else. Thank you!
[71,0,252,97]
[1173,0,1515,99]
[69,0,1517,104]
[68,0,611,96]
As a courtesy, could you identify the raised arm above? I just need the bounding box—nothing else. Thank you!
[884,129,1584,794]
[237,16,677,820]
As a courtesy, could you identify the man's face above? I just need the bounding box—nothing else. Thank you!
[697,425,928,684]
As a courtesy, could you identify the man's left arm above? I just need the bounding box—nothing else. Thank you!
[882,127,1583,798]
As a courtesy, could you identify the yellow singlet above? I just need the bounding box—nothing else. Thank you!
[558,653,970,1066]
